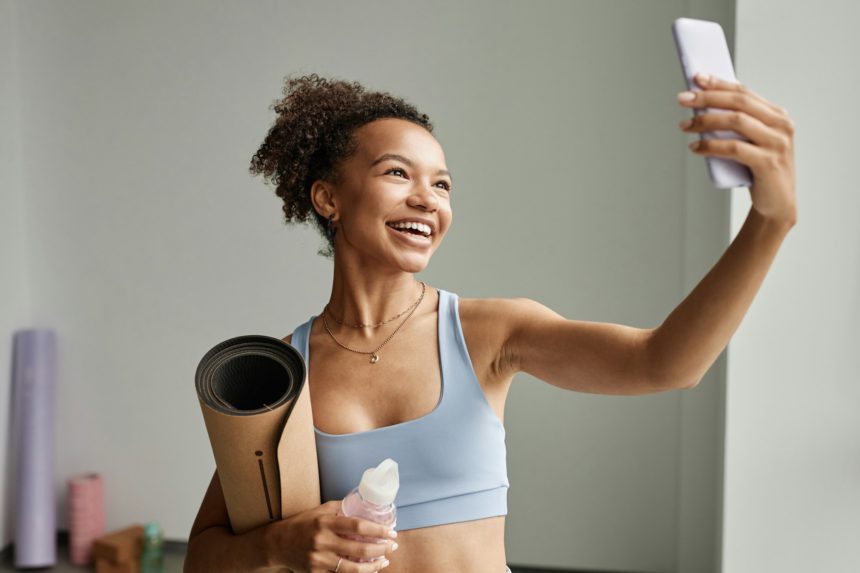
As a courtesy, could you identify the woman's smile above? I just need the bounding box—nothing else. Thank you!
[386,222,433,247]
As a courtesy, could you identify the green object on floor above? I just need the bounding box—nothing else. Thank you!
[140,522,165,573]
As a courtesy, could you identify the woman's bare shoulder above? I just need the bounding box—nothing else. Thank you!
[457,294,532,327]
[456,295,529,379]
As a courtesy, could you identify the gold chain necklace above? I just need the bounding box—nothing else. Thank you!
[321,281,426,364]
[325,285,423,328]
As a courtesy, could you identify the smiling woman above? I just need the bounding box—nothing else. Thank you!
[185,65,796,573]
[246,74,439,260]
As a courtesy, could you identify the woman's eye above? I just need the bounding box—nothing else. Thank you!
[384,167,451,192]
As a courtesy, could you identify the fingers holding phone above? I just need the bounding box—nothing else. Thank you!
[672,18,797,223]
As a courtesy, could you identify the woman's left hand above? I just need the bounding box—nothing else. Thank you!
[678,72,797,225]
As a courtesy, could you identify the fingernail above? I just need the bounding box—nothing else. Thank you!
[679,118,693,129]
[689,141,701,150]
[388,529,398,539]
[678,91,696,102]
[696,73,710,84]
[382,559,390,567]
[391,542,399,551]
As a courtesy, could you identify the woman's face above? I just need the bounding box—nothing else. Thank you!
[323,117,454,273]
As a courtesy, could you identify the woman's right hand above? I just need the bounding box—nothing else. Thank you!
[265,500,398,573]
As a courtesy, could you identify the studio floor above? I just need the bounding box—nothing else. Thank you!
[0,547,185,572]
[1,539,638,573]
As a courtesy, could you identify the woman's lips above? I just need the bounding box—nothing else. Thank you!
[386,224,432,246]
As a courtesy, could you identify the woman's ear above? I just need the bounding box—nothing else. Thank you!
[310,180,338,220]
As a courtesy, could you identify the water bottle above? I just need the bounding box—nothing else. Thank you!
[336,458,399,564]
[140,521,165,573]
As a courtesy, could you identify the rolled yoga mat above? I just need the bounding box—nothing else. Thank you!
[11,328,57,568]
[195,334,321,535]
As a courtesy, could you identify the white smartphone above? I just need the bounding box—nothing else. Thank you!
[672,17,753,189]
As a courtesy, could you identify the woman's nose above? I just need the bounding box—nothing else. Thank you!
[409,182,439,210]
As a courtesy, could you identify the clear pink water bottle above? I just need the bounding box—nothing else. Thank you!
[336,458,399,564]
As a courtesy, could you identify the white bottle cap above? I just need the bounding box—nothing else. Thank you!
[358,458,400,506]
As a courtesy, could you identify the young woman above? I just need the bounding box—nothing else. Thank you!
[184,72,796,573]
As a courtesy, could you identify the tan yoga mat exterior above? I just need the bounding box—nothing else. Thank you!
[195,335,321,536]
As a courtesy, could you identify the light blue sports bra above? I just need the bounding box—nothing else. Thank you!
[289,288,509,531]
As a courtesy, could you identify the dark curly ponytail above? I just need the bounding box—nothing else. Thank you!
[249,73,434,258]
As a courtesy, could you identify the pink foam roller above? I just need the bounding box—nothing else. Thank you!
[68,473,105,565]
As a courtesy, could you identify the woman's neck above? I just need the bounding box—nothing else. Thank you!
[324,273,425,331]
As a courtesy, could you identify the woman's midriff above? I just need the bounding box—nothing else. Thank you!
[379,515,506,573]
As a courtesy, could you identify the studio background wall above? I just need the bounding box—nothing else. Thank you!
[0,0,32,560]
[7,1,851,572]
[723,1,860,572]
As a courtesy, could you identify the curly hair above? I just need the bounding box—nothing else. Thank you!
[249,73,435,258]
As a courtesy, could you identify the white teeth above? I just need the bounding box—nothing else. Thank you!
[387,221,432,236]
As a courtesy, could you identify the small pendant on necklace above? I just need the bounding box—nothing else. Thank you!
[370,353,379,364]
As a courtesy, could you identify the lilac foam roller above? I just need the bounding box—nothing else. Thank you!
[11,328,57,567]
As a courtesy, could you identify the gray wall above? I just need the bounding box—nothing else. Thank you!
[723,1,860,572]
[0,0,31,559]
[0,1,735,571]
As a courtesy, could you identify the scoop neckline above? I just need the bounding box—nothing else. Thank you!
[307,287,446,438]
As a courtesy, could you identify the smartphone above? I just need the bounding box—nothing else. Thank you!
[672,17,753,189]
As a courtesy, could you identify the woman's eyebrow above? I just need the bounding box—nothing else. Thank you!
[370,153,453,184]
